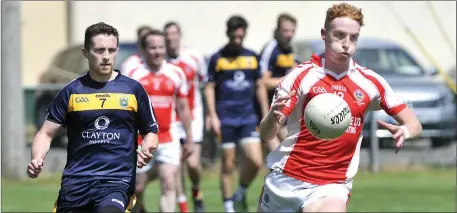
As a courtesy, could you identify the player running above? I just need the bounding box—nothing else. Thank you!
[127,30,194,213]
[205,15,269,213]
[163,21,207,213]
[27,22,159,213]
[258,13,299,152]
[257,3,422,213]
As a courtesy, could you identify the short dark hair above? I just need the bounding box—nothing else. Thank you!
[137,25,154,38]
[140,29,165,48]
[163,21,181,33]
[277,13,297,28]
[226,15,248,34]
[84,22,119,50]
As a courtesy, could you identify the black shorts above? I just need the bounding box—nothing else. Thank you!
[53,179,135,213]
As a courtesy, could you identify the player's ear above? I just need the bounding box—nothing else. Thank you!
[320,28,327,41]
[82,48,89,59]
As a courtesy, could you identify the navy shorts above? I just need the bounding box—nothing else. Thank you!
[54,179,135,213]
[220,124,260,149]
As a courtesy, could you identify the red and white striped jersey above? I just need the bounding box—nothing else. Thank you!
[121,53,145,77]
[267,54,407,185]
[168,48,207,121]
[128,61,188,144]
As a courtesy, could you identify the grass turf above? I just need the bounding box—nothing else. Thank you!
[2,167,455,212]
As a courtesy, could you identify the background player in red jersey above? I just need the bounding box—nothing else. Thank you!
[128,30,194,213]
[163,21,207,213]
[257,3,422,213]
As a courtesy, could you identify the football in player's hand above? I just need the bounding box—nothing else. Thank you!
[304,93,352,140]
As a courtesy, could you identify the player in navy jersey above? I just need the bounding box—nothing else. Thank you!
[205,15,269,213]
[26,22,159,213]
[258,13,299,152]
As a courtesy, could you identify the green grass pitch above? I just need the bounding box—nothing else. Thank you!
[2,167,455,212]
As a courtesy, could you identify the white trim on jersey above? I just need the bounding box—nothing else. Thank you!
[260,40,278,74]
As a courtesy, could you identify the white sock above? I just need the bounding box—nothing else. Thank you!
[224,200,234,212]
[177,195,187,203]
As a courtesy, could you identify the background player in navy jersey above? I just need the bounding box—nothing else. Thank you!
[258,13,299,152]
[205,15,269,213]
[26,22,159,213]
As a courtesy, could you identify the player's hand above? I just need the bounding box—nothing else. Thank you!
[210,116,221,136]
[377,120,406,154]
[27,158,44,178]
[137,142,156,168]
[270,90,296,124]
[182,139,194,160]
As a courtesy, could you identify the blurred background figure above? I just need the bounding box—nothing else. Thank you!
[163,21,207,213]
[120,25,153,76]
[258,12,298,152]
[205,15,269,213]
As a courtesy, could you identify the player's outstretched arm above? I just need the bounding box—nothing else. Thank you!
[28,120,62,178]
[378,107,422,154]
[259,90,296,141]
[176,97,194,158]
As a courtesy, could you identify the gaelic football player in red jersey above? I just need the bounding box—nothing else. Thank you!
[257,3,422,212]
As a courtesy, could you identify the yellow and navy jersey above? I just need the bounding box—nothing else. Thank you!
[207,46,261,126]
[259,39,301,102]
[46,70,158,188]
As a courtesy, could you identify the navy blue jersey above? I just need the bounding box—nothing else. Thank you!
[259,40,301,102]
[207,47,261,126]
[46,70,158,188]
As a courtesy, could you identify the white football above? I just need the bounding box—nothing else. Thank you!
[304,93,352,140]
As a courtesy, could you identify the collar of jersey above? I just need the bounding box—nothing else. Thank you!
[310,53,357,80]
[147,60,168,74]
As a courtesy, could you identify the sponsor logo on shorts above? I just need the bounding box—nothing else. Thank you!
[111,198,125,208]
[264,193,270,204]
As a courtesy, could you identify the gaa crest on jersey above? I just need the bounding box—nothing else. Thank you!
[119,96,128,108]
[354,89,365,105]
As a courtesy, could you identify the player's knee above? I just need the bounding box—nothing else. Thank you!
[99,205,124,213]
[187,157,200,171]
[221,161,235,174]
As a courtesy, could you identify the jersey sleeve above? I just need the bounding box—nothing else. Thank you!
[206,54,218,83]
[134,83,159,135]
[174,67,189,98]
[259,45,277,74]
[46,87,70,126]
[193,52,208,82]
[368,70,407,116]
[272,64,313,117]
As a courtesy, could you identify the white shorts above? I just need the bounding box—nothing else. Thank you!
[136,141,182,173]
[258,171,352,212]
[171,117,204,143]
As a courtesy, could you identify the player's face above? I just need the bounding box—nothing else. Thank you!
[83,34,119,75]
[279,20,296,42]
[164,25,181,51]
[143,34,166,67]
[321,17,360,63]
[229,28,246,47]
